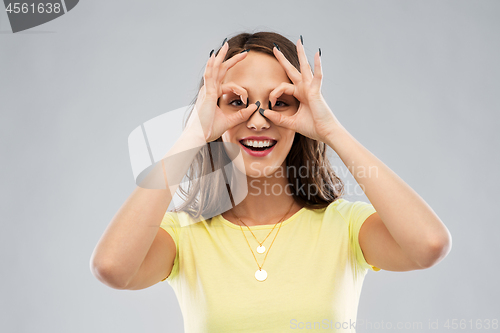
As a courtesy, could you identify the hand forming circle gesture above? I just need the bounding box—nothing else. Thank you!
[263,38,341,143]
[186,42,260,143]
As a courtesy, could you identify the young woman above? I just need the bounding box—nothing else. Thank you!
[91,31,452,332]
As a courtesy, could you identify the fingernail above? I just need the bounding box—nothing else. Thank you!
[221,38,227,47]
[240,49,250,54]
[209,49,214,57]
[246,97,249,108]
[268,101,272,110]
[255,101,261,109]
[273,43,280,51]
[300,35,303,45]
[319,48,321,57]
[259,108,265,117]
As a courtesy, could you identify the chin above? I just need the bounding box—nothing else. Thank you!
[243,160,284,179]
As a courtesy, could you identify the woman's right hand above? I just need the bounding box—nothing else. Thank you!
[186,42,260,143]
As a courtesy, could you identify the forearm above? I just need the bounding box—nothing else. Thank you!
[325,123,452,266]
[90,125,206,288]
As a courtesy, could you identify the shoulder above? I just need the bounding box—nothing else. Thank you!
[319,198,348,218]
[161,211,181,226]
[325,198,374,222]
[301,198,349,225]
[161,210,219,237]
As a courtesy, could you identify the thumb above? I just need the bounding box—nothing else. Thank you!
[259,108,294,130]
[227,101,260,127]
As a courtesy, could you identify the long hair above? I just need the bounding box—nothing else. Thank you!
[171,31,345,220]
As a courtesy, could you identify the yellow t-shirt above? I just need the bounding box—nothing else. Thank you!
[159,198,380,332]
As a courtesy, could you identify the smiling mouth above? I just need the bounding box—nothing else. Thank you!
[239,140,278,151]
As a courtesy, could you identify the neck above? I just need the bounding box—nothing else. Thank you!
[224,172,300,226]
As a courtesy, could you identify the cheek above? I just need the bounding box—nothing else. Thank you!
[221,131,241,161]
[222,125,242,142]
[282,131,296,147]
[222,130,239,149]
[221,131,230,142]
[275,132,295,158]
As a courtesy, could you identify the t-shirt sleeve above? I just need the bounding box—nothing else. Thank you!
[337,199,382,272]
[159,211,181,282]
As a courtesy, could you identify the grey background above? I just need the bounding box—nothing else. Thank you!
[1,0,499,332]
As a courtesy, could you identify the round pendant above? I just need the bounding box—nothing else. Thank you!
[255,269,267,281]
[256,245,265,254]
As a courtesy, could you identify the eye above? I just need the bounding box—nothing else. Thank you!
[273,100,288,108]
[229,99,244,107]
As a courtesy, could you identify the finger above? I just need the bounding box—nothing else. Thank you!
[214,41,229,66]
[203,52,214,84]
[297,39,313,82]
[310,50,323,93]
[268,82,296,107]
[272,45,302,84]
[220,82,248,105]
[203,52,217,95]
[217,51,249,83]
[259,108,296,131]
[212,42,229,82]
[226,102,260,127]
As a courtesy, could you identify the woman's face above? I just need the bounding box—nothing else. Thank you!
[220,51,299,178]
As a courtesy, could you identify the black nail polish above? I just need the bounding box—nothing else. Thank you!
[273,43,280,51]
[300,35,303,45]
[246,97,249,108]
[255,101,261,109]
[259,108,265,117]
[268,101,272,110]
[240,49,250,54]
[319,48,321,57]
[209,49,214,57]
[221,38,227,47]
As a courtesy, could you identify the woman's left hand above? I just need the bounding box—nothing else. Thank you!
[263,39,341,143]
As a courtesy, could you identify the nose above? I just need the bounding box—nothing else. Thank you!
[247,100,270,130]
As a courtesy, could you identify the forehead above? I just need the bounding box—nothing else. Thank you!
[222,51,291,92]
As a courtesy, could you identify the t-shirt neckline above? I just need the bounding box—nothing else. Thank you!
[216,206,308,230]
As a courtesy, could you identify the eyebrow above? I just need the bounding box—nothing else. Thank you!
[239,86,294,97]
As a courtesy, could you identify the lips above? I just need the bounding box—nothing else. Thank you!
[238,140,277,157]
[238,139,277,151]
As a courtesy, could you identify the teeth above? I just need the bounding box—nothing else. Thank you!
[241,139,274,147]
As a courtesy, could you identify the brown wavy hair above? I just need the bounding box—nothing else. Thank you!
[171,31,345,220]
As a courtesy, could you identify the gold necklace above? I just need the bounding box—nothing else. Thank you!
[233,200,295,254]
[232,200,295,282]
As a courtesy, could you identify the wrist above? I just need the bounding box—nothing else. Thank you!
[162,125,206,160]
[324,122,351,151]
[182,123,207,145]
